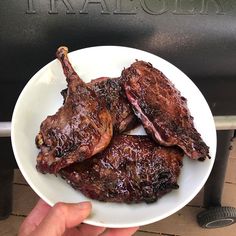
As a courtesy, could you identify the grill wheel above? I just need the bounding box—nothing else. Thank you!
[197,206,236,228]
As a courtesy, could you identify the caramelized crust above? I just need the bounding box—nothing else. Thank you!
[123,61,209,160]
[36,47,112,174]
[60,135,183,203]
[61,76,139,134]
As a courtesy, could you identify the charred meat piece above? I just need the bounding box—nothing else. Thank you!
[36,47,113,174]
[61,77,139,134]
[89,77,139,133]
[122,61,209,160]
[60,135,183,203]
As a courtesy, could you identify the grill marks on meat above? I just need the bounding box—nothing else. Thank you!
[60,135,183,203]
[123,61,209,161]
[35,47,113,174]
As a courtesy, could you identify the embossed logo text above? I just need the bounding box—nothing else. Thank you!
[26,0,226,15]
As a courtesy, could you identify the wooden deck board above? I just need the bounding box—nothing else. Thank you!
[135,231,162,236]
[0,139,236,235]
[0,215,24,236]
[13,170,27,185]
[139,206,236,236]
[225,158,236,184]
[12,185,39,216]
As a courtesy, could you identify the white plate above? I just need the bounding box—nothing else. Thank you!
[11,46,216,228]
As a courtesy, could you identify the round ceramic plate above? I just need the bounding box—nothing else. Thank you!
[11,46,216,228]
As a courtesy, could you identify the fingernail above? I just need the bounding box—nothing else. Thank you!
[76,201,92,210]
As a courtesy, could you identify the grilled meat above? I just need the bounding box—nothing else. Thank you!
[60,134,183,203]
[61,76,139,134]
[89,77,139,133]
[36,47,113,174]
[122,60,209,160]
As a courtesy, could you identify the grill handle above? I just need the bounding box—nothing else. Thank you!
[0,116,236,137]
[0,122,11,137]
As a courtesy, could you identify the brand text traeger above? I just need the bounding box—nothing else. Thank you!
[26,0,226,15]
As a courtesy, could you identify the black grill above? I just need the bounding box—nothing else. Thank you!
[1,0,236,225]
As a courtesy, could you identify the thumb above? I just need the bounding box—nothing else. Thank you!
[32,201,92,236]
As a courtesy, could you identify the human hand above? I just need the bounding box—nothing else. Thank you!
[19,199,139,236]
